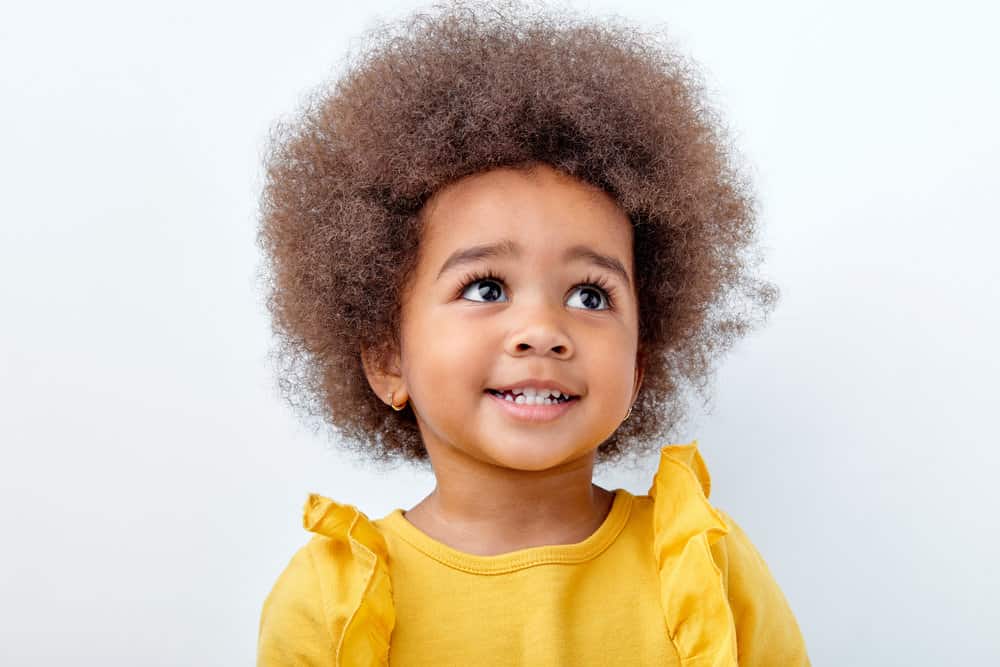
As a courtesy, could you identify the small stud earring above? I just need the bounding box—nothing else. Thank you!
[624,403,634,421]
[388,391,407,411]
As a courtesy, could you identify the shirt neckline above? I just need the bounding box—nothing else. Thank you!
[378,488,634,575]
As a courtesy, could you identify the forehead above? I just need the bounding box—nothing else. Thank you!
[417,164,633,266]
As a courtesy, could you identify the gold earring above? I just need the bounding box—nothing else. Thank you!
[624,403,634,421]
[388,391,407,411]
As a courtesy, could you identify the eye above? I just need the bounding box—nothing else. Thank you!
[457,271,614,308]
[461,278,508,303]
[566,285,610,311]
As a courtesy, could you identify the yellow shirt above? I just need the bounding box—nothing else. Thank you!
[257,442,810,666]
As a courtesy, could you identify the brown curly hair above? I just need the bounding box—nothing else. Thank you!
[258,0,777,467]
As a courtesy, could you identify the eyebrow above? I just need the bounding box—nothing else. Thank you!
[436,239,631,286]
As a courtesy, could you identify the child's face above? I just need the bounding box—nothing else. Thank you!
[389,163,641,472]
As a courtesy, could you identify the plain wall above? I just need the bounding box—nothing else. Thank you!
[1,0,997,663]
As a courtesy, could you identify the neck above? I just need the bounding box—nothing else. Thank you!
[405,442,615,556]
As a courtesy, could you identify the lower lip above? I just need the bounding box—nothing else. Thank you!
[485,391,578,423]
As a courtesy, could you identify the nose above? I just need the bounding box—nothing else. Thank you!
[503,306,574,360]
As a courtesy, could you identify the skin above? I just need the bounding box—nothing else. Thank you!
[363,162,643,556]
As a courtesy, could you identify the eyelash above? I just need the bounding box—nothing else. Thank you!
[456,270,617,309]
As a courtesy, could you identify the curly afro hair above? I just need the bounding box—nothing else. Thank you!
[258,0,777,466]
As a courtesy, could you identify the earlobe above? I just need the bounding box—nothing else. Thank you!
[361,344,407,409]
[388,390,408,411]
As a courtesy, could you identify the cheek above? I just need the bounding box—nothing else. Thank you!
[402,311,493,399]
[593,328,639,399]
[607,346,638,394]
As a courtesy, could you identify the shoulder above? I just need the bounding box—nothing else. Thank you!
[257,495,394,667]
[257,535,332,665]
[648,442,810,666]
[710,508,811,666]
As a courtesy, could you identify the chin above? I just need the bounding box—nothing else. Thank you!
[480,439,592,472]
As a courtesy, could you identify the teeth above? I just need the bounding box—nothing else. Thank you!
[492,387,574,404]
[506,393,554,405]
[508,388,564,398]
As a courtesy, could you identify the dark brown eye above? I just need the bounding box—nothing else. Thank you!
[461,279,507,302]
[567,286,608,310]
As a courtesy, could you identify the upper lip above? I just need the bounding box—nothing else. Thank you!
[487,379,580,397]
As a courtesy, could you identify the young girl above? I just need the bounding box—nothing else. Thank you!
[256,1,809,664]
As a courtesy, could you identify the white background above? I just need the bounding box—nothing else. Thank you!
[2,0,997,664]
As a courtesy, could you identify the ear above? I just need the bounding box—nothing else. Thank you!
[630,348,645,405]
[361,343,408,409]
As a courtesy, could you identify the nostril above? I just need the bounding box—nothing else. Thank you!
[516,343,532,352]
[552,345,566,355]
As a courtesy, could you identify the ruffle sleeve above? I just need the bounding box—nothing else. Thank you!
[257,495,395,666]
[649,441,810,666]
[649,441,737,666]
